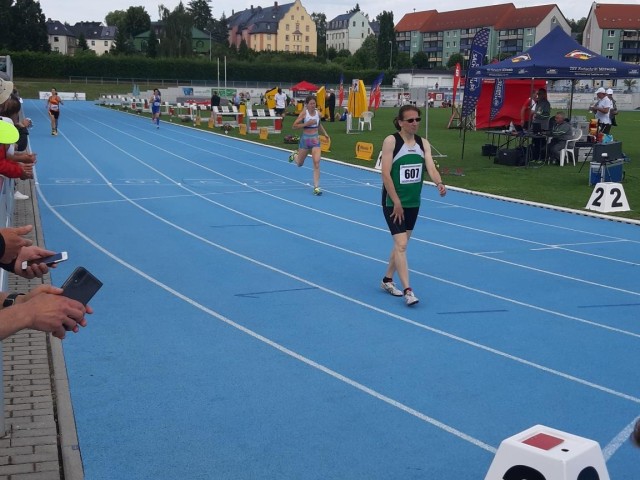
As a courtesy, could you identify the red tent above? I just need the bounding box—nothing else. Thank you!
[291,81,318,92]
[475,78,546,129]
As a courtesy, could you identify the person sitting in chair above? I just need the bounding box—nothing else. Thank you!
[547,111,573,165]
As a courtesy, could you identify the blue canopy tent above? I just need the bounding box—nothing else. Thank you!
[461,27,640,158]
[469,27,640,81]
[469,26,640,119]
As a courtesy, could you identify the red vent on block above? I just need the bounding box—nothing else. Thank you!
[522,433,565,450]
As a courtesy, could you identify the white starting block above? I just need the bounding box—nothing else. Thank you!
[484,424,610,480]
[585,182,630,213]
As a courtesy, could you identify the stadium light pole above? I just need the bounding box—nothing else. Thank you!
[389,40,393,69]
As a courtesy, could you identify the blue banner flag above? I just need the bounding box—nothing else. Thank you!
[489,79,505,121]
[461,28,490,118]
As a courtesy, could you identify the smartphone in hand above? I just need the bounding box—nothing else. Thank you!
[21,252,68,271]
[60,266,103,306]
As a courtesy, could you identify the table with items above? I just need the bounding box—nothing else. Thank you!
[486,130,551,167]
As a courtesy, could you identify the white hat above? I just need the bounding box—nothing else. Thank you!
[606,88,613,95]
[595,87,606,95]
[0,78,14,104]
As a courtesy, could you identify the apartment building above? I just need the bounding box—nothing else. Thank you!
[46,21,115,56]
[326,11,375,54]
[583,2,640,64]
[395,3,570,68]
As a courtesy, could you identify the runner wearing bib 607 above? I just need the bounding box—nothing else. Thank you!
[380,104,446,306]
[46,88,63,136]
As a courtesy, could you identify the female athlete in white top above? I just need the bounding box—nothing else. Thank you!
[289,96,330,196]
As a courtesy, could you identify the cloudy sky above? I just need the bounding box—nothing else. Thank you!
[39,0,636,26]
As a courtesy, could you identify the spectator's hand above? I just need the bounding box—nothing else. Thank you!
[20,164,34,179]
[13,246,56,279]
[18,288,91,339]
[0,225,33,263]
[19,153,37,164]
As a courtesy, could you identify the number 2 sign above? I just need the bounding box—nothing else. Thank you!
[586,182,630,213]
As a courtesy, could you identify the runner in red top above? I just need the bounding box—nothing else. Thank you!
[46,88,63,136]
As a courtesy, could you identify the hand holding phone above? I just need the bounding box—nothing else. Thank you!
[21,251,68,271]
[61,266,103,306]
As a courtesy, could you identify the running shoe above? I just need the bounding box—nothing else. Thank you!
[14,191,29,201]
[381,280,403,297]
[288,151,296,163]
[51,129,55,136]
[313,187,322,196]
[53,129,58,136]
[404,289,419,306]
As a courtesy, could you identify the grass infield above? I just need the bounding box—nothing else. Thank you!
[18,79,635,221]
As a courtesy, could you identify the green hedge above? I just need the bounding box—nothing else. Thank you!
[8,51,385,84]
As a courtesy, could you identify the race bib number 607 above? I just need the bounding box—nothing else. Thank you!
[399,163,423,184]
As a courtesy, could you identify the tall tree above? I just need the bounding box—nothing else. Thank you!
[105,10,127,29]
[123,6,151,38]
[0,0,12,49]
[187,0,212,31]
[567,17,587,44]
[347,4,361,14]
[146,28,158,58]
[411,51,429,69]
[447,52,463,69]
[208,13,228,46]
[376,11,395,70]
[238,39,250,60]
[311,12,326,59]
[77,32,89,51]
[158,2,194,58]
[352,35,377,69]
[9,0,49,52]
[111,27,134,55]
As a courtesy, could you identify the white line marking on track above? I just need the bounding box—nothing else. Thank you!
[602,416,640,460]
[33,165,498,455]
[44,123,640,407]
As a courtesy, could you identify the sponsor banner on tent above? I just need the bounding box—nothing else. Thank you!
[461,28,490,117]
[490,79,505,121]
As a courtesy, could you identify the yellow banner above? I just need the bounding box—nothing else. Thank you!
[320,135,331,152]
[355,142,374,160]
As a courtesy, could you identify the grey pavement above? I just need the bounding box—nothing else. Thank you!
[0,179,81,480]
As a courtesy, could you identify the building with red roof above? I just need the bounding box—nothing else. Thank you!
[394,3,570,68]
[584,2,640,64]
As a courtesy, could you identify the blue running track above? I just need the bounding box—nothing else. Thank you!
[23,100,640,479]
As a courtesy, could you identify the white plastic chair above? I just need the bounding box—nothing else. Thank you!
[559,129,583,166]
[358,111,374,130]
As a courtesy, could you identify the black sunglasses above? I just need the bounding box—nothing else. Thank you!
[403,117,422,123]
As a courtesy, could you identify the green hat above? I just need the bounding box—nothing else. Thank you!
[0,120,19,145]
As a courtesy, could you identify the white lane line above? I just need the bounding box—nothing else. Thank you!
[39,128,640,408]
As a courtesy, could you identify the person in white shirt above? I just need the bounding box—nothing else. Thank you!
[274,88,287,118]
[590,87,612,134]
